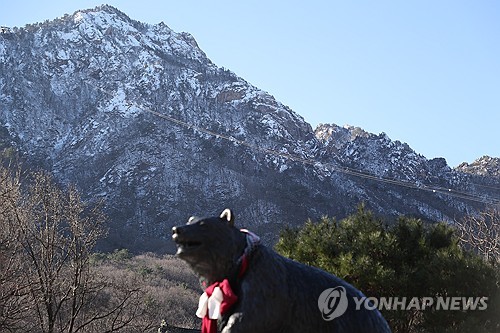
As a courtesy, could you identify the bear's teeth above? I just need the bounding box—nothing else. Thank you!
[179,241,201,248]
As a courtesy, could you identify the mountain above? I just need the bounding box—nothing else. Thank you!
[456,156,500,178]
[1,5,498,252]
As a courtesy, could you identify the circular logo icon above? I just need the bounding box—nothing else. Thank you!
[318,286,348,321]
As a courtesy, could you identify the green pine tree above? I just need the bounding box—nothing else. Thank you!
[275,204,499,333]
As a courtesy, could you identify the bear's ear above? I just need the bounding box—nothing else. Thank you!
[219,208,234,226]
[187,216,199,224]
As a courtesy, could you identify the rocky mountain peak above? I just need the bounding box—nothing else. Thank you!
[456,156,500,178]
[74,4,131,22]
[315,123,370,155]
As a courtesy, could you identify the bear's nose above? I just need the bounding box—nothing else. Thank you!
[171,226,180,241]
[172,226,179,235]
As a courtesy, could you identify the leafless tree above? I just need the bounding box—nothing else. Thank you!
[455,206,500,262]
[8,171,105,333]
[0,165,154,332]
[0,165,32,331]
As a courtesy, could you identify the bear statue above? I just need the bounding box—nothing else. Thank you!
[172,208,391,333]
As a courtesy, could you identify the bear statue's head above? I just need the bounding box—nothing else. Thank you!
[172,208,247,285]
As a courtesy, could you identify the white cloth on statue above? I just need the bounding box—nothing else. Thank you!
[196,286,224,320]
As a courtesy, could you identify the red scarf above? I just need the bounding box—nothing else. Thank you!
[197,230,259,333]
[200,279,238,333]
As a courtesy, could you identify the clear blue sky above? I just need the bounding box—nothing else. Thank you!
[1,1,499,167]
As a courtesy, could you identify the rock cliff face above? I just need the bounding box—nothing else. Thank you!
[456,156,500,178]
[1,5,498,252]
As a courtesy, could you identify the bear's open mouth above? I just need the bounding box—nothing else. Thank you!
[172,226,203,255]
[175,240,202,254]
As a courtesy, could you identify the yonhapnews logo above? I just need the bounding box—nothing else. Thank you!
[318,286,349,321]
[318,288,488,320]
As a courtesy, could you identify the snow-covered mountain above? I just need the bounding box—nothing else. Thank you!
[1,5,498,252]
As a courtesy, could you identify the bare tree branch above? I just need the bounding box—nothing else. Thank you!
[0,165,157,333]
[455,206,500,262]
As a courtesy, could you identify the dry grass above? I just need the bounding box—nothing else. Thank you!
[93,252,201,331]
